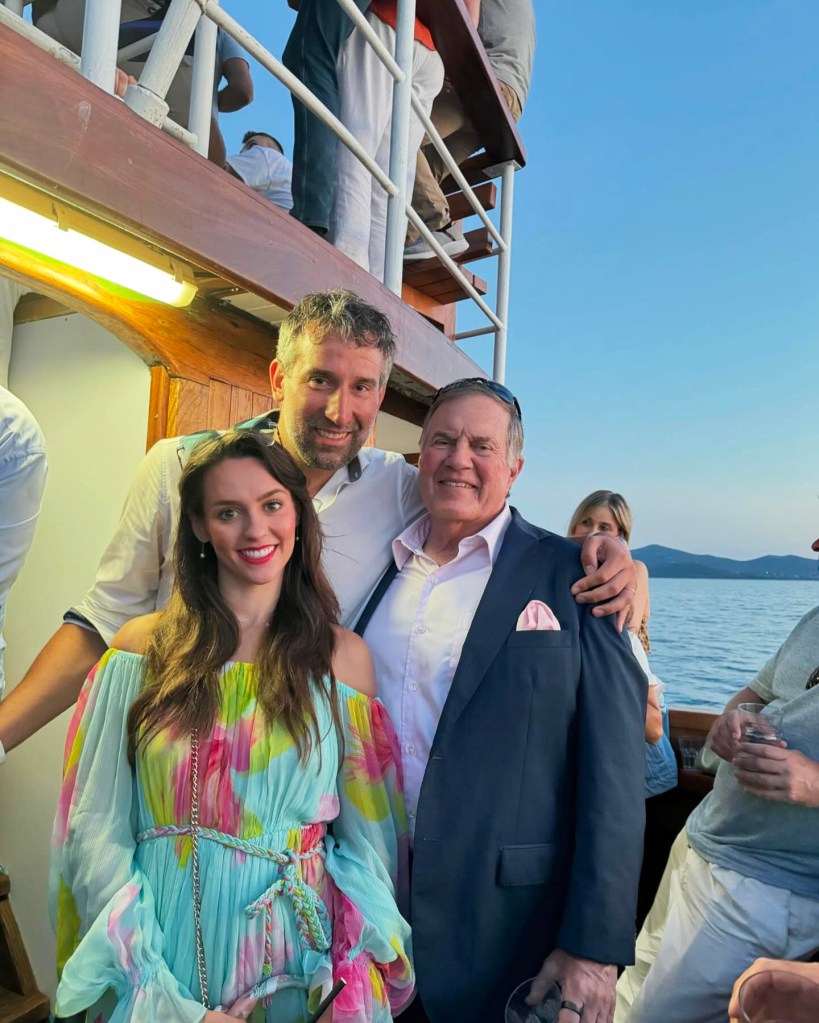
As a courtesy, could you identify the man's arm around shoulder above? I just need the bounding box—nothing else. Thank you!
[0,622,107,753]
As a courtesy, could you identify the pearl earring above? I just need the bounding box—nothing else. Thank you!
[200,541,207,559]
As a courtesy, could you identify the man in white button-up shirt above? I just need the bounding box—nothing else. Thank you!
[0,292,634,760]
[358,380,647,1023]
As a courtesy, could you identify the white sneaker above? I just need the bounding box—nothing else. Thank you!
[404,223,468,262]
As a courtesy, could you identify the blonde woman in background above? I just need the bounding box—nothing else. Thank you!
[568,490,677,784]
[568,491,653,658]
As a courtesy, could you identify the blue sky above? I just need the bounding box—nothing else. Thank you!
[223,1,817,559]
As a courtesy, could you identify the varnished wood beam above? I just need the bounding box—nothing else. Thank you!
[12,293,71,324]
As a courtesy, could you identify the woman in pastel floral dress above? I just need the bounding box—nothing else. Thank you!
[51,431,413,1023]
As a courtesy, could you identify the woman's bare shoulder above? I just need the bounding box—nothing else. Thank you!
[331,625,376,698]
[111,612,163,654]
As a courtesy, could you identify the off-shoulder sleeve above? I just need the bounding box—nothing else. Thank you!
[50,649,205,1023]
[323,687,413,1021]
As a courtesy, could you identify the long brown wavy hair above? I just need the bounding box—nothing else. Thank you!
[127,431,341,762]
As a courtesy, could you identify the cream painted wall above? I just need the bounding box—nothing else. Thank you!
[0,312,151,1002]
[375,410,421,454]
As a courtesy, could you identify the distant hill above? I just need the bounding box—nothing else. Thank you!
[631,545,819,581]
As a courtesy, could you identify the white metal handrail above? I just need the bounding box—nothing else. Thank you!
[0,0,519,380]
[335,0,404,82]
[118,31,159,63]
[405,204,503,330]
[409,92,507,252]
[0,5,80,69]
[0,5,196,143]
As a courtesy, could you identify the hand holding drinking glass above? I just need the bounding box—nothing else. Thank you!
[732,967,819,1023]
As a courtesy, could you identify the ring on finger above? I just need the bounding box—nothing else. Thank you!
[560,1000,584,1017]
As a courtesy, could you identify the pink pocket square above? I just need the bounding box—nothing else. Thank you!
[516,599,561,631]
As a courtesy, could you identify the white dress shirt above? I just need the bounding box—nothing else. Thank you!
[71,438,423,641]
[226,146,294,211]
[364,504,512,842]
[0,387,48,697]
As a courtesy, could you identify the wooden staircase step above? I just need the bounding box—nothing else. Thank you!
[454,227,495,266]
[403,228,493,289]
[440,152,496,193]
[0,987,50,1023]
[423,273,488,304]
[404,264,488,305]
[0,875,49,1023]
[445,181,497,222]
[401,225,491,305]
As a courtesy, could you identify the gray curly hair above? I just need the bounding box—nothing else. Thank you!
[276,290,397,387]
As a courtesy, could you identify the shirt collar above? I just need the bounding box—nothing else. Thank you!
[392,503,512,570]
[312,447,369,508]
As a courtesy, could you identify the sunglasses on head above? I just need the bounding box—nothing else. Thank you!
[433,378,522,422]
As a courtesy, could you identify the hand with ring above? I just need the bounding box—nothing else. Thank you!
[527,948,615,1023]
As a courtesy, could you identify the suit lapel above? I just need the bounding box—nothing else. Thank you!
[432,513,552,745]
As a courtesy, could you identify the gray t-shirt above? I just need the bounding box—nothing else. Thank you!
[478,0,536,108]
[687,605,819,897]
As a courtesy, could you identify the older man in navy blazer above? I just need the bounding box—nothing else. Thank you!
[357,379,647,1023]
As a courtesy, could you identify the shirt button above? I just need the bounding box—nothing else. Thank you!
[408,810,416,818]
[409,683,418,692]
[406,744,416,755]
[415,625,427,635]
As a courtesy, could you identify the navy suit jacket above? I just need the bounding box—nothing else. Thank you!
[356,510,647,1023]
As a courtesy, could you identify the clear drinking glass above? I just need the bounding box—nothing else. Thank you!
[505,979,563,1023]
[737,703,783,746]
[678,736,705,769]
[738,968,819,1023]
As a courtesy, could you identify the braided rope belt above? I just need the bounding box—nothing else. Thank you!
[137,824,332,981]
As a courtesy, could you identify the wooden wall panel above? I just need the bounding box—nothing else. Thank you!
[169,378,209,437]
[229,386,254,426]
[252,392,273,418]
[147,366,171,450]
[207,380,232,430]
[147,374,277,448]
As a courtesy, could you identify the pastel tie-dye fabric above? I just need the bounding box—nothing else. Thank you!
[50,649,413,1023]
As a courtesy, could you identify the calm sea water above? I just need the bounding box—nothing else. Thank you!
[647,578,819,710]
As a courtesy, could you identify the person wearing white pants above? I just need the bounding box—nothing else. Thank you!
[331,6,444,280]
[616,603,819,1023]
[616,832,819,1023]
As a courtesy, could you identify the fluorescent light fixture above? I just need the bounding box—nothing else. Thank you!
[0,183,197,308]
